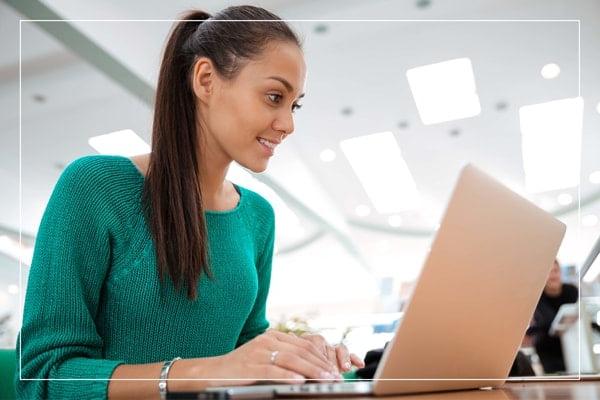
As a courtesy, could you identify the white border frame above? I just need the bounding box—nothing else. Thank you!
[18,18,583,385]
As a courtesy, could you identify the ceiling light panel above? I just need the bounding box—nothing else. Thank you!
[519,97,583,193]
[88,129,150,156]
[406,58,481,125]
[340,131,419,213]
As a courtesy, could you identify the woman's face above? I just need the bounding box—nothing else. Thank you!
[197,40,306,173]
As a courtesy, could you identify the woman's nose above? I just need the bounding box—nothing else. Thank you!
[273,110,294,136]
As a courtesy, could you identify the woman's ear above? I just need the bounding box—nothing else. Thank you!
[192,57,215,104]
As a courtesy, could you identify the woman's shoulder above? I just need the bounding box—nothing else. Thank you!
[234,184,275,229]
[60,154,142,182]
[56,154,144,204]
[236,185,274,215]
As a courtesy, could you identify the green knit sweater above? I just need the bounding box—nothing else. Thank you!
[15,155,275,399]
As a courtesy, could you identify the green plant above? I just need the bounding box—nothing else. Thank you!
[273,315,313,336]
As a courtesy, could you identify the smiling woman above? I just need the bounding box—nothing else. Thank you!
[15,5,364,400]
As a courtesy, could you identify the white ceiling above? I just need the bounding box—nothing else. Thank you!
[1,0,600,294]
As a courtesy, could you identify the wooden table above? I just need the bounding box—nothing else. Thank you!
[169,379,600,399]
[355,379,600,400]
[502,380,600,399]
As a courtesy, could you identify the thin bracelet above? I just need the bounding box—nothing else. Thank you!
[158,356,181,400]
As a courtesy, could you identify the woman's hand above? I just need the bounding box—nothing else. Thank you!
[204,329,343,387]
[300,334,365,373]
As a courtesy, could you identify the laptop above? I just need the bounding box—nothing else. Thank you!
[172,164,566,399]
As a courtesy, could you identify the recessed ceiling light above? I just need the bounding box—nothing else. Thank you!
[32,94,46,103]
[556,193,573,206]
[495,101,509,112]
[314,23,329,34]
[406,57,481,125]
[519,97,583,193]
[88,129,150,157]
[416,0,432,9]
[449,128,461,137]
[320,149,336,162]
[341,107,353,116]
[541,63,561,79]
[388,215,403,227]
[355,205,371,217]
[590,171,600,184]
[340,131,419,213]
[582,214,599,227]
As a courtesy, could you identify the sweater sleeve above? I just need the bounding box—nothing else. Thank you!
[236,204,275,347]
[16,157,124,400]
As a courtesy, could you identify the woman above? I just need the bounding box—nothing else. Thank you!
[16,6,364,400]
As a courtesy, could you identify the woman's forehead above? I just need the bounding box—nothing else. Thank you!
[241,42,306,95]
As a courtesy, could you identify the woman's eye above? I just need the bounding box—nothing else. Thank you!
[268,94,303,113]
[267,94,282,104]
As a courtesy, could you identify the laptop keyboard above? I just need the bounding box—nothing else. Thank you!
[275,381,373,395]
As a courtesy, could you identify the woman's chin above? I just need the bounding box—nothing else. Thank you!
[237,160,269,174]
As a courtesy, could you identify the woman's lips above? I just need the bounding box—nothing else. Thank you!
[257,137,277,156]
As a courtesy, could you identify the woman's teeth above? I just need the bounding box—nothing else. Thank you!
[258,138,276,149]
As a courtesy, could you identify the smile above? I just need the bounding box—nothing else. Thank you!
[257,137,277,149]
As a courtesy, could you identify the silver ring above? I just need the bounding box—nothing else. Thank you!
[270,350,279,365]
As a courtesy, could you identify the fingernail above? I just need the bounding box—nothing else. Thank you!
[293,374,305,381]
[344,361,351,370]
[320,371,334,380]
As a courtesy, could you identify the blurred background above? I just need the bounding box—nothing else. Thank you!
[1,0,599,376]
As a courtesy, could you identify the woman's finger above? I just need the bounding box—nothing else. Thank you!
[268,337,336,375]
[326,344,339,374]
[267,350,339,382]
[259,364,307,384]
[335,344,352,372]
[301,334,340,375]
[350,353,365,368]
[268,331,331,365]
[300,334,328,355]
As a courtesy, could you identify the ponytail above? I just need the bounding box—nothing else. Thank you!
[144,7,300,300]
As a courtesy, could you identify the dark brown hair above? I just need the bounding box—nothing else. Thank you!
[142,6,301,300]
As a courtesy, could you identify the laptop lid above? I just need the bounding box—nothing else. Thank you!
[373,164,566,395]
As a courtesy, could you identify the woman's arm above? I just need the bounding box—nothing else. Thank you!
[108,357,218,399]
[108,331,342,399]
[17,158,126,399]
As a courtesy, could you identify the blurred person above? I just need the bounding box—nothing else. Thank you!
[525,259,578,373]
[16,6,363,400]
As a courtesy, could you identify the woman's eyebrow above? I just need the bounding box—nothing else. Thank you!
[266,76,305,99]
